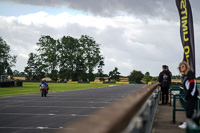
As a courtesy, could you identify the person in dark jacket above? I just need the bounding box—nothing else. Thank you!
[178,61,199,129]
[159,65,171,105]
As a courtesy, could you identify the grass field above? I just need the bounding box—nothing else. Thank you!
[0,82,114,97]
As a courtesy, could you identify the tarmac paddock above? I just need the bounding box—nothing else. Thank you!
[0,84,145,133]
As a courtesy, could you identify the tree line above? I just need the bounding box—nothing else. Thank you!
[0,36,159,83]
[24,35,104,82]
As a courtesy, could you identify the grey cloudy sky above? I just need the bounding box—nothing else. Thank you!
[0,0,200,76]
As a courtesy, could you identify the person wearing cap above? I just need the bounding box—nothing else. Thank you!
[159,65,171,105]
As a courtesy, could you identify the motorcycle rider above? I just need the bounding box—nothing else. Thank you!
[39,78,49,93]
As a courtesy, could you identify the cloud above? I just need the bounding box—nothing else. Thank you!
[3,0,199,20]
[1,11,178,76]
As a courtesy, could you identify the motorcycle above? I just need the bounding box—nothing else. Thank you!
[40,84,47,97]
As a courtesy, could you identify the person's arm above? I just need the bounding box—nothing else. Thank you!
[185,71,195,99]
[158,72,162,84]
[45,82,48,87]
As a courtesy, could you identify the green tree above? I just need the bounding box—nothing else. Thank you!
[0,37,17,75]
[97,60,105,81]
[24,53,46,81]
[79,35,103,81]
[58,35,103,81]
[37,36,58,82]
[58,36,80,81]
[129,70,144,83]
[13,70,25,77]
[7,67,13,76]
[75,57,87,81]
[50,70,59,82]
[24,53,38,80]
[109,67,121,81]
[27,35,104,82]
[13,70,20,76]
[152,76,158,81]
[143,72,152,84]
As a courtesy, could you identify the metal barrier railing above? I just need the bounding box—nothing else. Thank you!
[62,83,160,133]
[168,83,200,132]
[124,85,160,133]
[172,84,200,123]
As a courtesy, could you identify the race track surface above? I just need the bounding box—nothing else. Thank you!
[0,84,145,133]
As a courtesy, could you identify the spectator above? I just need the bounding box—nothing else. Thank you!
[159,65,171,105]
[178,61,199,129]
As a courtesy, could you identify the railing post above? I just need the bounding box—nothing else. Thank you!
[173,95,176,123]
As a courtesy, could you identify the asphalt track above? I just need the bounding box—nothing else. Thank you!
[0,84,145,133]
